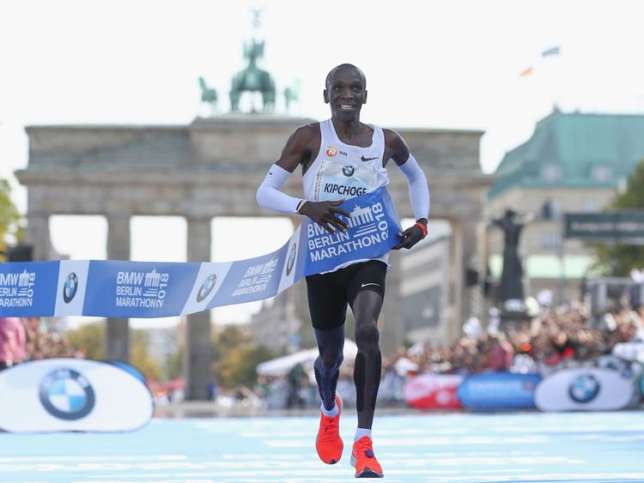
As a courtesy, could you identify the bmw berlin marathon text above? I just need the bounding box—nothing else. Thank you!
[307,202,390,262]
[0,270,36,308]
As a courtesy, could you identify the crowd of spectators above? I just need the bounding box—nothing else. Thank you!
[246,303,644,410]
[395,304,643,377]
[4,302,643,411]
[0,317,77,370]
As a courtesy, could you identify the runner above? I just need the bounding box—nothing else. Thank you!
[256,63,430,478]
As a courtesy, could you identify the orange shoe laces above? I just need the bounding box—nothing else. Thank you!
[319,415,339,439]
[354,437,378,460]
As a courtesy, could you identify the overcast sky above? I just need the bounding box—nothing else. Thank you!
[1,0,643,325]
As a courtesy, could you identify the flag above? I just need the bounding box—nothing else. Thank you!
[541,46,561,57]
[519,66,534,77]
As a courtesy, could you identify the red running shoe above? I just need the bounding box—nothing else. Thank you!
[351,436,383,478]
[315,395,343,464]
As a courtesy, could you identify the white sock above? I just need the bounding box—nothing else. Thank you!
[320,401,338,417]
[354,428,372,441]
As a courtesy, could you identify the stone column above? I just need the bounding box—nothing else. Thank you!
[106,214,131,361]
[460,218,479,323]
[184,216,213,401]
[25,213,51,260]
[448,220,464,342]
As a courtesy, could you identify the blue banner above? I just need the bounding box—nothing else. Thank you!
[457,372,542,410]
[0,187,401,318]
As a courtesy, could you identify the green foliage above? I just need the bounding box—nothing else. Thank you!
[212,325,275,389]
[66,323,105,360]
[130,330,161,381]
[613,161,644,209]
[0,179,22,260]
[65,322,161,380]
[164,345,184,381]
[593,158,644,275]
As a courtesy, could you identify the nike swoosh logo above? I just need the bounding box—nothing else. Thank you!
[360,156,378,162]
[361,282,381,288]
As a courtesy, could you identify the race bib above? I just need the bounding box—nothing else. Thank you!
[315,160,378,201]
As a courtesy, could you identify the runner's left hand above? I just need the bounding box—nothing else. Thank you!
[393,224,425,250]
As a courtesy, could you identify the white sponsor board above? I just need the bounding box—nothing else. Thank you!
[535,367,635,412]
[54,260,90,316]
[0,358,153,432]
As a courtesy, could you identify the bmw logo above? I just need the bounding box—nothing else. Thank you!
[342,165,355,177]
[196,274,217,302]
[286,243,297,276]
[568,373,601,403]
[39,368,96,420]
[63,272,79,303]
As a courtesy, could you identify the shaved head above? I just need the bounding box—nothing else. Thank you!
[325,63,366,89]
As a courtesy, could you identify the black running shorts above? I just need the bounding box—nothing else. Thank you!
[305,260,387,331]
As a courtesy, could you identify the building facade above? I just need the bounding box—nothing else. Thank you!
[487,109,644,303]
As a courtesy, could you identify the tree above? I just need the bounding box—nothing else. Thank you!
[212,325,275,389]
[594,158,644,275]
[65,322,161,380]
[66,322,105,359]
[0,178,22,260]
[164,345,184,381]
[130,330,161,381]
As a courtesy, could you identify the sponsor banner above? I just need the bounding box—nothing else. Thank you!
[54,260,90,316]
[278,225,301,293]
[0,358,153,432]
[83,261,201,318]
[0,187,401,318]
[180,262,233,315]
[535,368,635,412]
[208,250,285,306]
[0,262,59,316]
[105,360,147,384]
[404,374,463,410]
[457,372,542,410]
[303,188,399,274]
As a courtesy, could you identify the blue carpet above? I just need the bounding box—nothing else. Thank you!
[1,411,643,482]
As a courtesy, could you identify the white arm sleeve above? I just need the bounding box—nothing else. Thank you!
[399,154,430,220]
[256,164,304,214]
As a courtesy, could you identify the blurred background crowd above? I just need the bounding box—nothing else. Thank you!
[2,297,644,411]
[0,316,79,370]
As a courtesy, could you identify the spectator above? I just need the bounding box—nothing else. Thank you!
[286,363,307,409]
[0,317,26,370]
[488,334,514,371]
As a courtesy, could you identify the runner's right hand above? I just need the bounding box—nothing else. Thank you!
[299,200,351,233]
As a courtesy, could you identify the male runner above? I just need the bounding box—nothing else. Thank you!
[256,64,430,478]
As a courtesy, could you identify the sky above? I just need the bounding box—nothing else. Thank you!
[2,0,644,326]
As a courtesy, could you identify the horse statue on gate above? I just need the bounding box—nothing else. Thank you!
[198,76,218,116]
[230,38,276,113]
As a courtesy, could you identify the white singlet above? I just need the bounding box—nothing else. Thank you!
[303,119,391,272]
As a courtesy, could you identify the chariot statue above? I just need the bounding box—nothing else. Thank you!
[230,38,276,113]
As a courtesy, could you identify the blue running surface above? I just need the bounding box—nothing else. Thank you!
[1,411,643,482]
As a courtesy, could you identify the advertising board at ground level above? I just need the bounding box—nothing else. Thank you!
[535,368,635,412]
